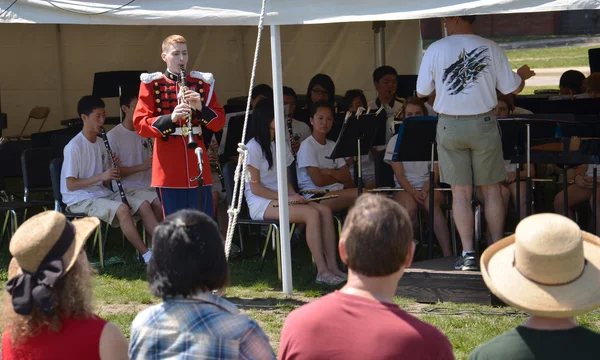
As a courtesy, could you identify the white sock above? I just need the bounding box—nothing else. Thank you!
[142,250,153,264]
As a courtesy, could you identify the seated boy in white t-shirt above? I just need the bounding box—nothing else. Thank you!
[296,101,358,213]
[61,95,155,264]
[106,91,162,222]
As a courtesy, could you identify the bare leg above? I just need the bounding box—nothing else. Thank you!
[393,191,419,225]
[554,185,592,220]
[319,188,358,213]
[451,185,474,252]
[151,197,163,222]
[264,202,338,281]
[308,202,343,276]
[480,183,506,243]
[136,201,160,248]
[423,191,453,257]
[116,204,148,254]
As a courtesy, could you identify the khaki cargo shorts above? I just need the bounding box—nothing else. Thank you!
[436,111,506,186]
[67,188,157,227]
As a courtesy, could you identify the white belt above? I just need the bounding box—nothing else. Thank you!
[171,126,202,136]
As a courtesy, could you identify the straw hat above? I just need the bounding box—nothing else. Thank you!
[481,213,600,318]
[8,211,99,279]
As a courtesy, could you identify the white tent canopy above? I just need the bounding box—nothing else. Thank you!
[1,0,599,26]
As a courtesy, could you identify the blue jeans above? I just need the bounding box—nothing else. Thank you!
[158,186,214,219]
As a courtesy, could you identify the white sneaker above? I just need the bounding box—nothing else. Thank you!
[142,249,153,264]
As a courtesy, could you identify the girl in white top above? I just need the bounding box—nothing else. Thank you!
[244,100,345,286]
[296,102,358,213]
[384,99,452,257]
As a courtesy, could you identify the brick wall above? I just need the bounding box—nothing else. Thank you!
[421,12,558,40]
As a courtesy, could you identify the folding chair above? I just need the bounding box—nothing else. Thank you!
[21,147,55,217]
[5,107,50,140]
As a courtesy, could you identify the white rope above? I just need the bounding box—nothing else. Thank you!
[224,0,268,260]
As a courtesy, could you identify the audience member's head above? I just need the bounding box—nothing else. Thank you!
[339,194,414,278]
[148,209,229,298]
[306,74,335,110]
[584,73,600,98]
[250,84,273,109]
[401,96,428,119]
[342,89,368,112]
[559,70,586,95]
[1,211,100,344]
[283,86,297,118]
[373,66,398,102]
[481,213,600,319]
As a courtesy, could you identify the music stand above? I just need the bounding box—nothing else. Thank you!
[223,114,246,161]
[499,117,567,219]
[328,112,386,194]
[392,116,438,259]
[92,70,146,122]
[0,112,6,138]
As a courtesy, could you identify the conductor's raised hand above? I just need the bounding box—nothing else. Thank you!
[517,65,536,80]
[171,103,192,123]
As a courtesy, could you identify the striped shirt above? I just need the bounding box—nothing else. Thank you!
[129,291,275,359]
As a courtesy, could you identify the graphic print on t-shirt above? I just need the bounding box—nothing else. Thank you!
[443,46,489,95]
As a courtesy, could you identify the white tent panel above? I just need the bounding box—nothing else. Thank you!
[0,21,421,135]
[1,1,599,26]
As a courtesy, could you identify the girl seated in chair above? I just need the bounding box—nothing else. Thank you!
[244,100,345,286]
[384,98,452,257]
[296,101,358,213]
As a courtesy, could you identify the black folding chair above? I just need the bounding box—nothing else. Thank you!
[21,147,55,214]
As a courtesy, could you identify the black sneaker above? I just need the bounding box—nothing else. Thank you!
[455,252,478,271]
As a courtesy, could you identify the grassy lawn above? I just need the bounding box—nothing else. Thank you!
[1,233,599,360]
[506,45,596,69]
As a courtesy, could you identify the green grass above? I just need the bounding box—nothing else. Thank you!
[2,228,600,360]
[506,45,596,69]
[521,85,559,95]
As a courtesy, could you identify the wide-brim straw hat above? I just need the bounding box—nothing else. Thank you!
[481,213,600,318]
[8,211,99,279]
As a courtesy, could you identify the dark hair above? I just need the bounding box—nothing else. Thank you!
[401,96,428,118]
[251,84,273,101]
[306,74,335,110]
[372,66,398,83]
[309,100,335,119]
[147,209,229,298]
[249,99,276,169]
[119,88,138,108]
[342,89,368,112]
[283,86,297,99]
[341,194,413,276]
[460,15,477,24]
[559,70,586,94]
[77,95,105,118]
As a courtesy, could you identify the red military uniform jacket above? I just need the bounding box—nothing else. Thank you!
[134,70,225,188]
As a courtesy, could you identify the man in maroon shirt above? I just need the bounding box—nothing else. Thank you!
[279,194,454,360]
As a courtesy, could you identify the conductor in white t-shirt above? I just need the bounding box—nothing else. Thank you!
[416,15,535,271]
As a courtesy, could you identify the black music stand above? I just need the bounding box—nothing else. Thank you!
[223,114,246,161]
[499,117,565,219]
[328,112,385,194]
[0,113,6,137]
[92,70,146,122]
[392,116,438,259]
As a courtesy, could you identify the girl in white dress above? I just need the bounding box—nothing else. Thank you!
[296,102,358,213]
[244,100,345,285]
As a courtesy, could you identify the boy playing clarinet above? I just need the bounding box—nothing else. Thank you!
[61,95,156,264]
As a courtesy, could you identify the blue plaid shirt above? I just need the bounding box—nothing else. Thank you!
[129,291,275,359]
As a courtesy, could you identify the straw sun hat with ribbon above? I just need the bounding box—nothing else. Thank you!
[5,211,99,316]
[481,213,600,318]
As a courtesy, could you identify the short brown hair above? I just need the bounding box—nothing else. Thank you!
[341,194,413,276]
[162,34,187,52]
[402,96,428,117]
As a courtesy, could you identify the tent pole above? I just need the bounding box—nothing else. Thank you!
[373,21,386,66]
[270,24,293,295]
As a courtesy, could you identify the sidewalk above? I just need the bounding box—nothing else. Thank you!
[526,66,591,87]
[499,35,600,50]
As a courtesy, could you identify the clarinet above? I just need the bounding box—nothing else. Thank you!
[179,65,198,149]
[287,115,296,156]
[99,127,130,208]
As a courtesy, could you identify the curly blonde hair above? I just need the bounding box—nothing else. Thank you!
[0,252,96,346]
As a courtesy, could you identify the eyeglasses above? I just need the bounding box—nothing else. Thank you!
[312,89,329,96]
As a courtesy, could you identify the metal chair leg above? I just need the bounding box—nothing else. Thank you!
[274,225,281,281]
[474,204,482,256]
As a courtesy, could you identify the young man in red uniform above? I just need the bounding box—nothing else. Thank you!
[134,35,225,218]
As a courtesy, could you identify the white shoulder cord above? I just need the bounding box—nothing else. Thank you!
[224,0,267,261]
